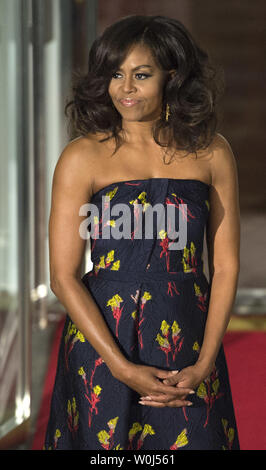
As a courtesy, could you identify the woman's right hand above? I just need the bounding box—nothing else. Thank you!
[116,363,195,407]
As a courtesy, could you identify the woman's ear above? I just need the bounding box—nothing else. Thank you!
[168,69,176,80]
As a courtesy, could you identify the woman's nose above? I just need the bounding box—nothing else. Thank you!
[121,76,136,93]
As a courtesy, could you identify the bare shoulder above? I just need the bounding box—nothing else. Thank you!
[53,134,102,197]
[209,133,239,187]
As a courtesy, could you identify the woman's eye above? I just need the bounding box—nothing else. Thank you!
[112,72,122,79]
[135,73,151,79]
[111,72,151,80]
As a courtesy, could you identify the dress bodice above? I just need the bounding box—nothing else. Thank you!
[86,178,210,276]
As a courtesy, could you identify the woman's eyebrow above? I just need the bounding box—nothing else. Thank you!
[118,65,153,71]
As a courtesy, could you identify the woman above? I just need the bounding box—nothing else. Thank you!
[44,15,240,450]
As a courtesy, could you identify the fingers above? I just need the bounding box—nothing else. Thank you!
[140,389,194,404]
[155,381,191,397]
[157,382,194,397]
[163,376,179,386]
[139,398,193,408]
[153,369,179,381]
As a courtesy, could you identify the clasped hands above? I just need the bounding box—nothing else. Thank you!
[118,362,210,409]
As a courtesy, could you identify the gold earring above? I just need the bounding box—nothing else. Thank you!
[165,103,170,122]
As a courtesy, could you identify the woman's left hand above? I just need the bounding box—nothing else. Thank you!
[138,363,212,408]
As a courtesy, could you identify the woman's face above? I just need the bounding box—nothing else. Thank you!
[108,43,171,123]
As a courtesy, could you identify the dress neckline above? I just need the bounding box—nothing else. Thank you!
[91,177,211,200]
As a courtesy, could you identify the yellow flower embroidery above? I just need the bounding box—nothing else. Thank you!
[129,422,142,439]
[107,220,116,227]
[182,242,197,272]
[78,366,85,376]
[97,417,120,449]
[212,378,220,395]
[171,320,181,335]
[190,241,196,256]
[67,323,77,337]
[138,191,147,203]
[156,333,170,348]
[98,255,106,269]
[197,382,207,399]
[93,385,102,396]
[111,260,120,270]
[194,283,202,297]
[107,294,123,308]
[174,428,188,448]
[141,424,155,438]
[97,429,110,445]
[95,250,120,272]
[160,320,170,335]
[75,330,85,342]
[222,418,235,449]
[142,291,152,302]
[193,341,200,352]
[106,250,114,263]
[105,187,118,200]
[114,444,124,450]
[108,416,119,431]
[67,397,79,431]
[159,230,167,240]
[130,191,151,211]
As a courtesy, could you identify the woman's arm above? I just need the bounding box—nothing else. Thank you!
[49,138,194,403]
[49,138,130,378]
[196,133,241,374]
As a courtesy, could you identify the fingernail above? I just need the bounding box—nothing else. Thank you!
[172,370,179,373]
[189,390,195,394]
[138,401,145,405]
[187,402,193,406]
[141,396,151,400]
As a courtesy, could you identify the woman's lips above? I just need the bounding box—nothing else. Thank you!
[119,99,140,107]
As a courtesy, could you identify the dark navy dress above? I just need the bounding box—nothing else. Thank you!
[44,178,240,450]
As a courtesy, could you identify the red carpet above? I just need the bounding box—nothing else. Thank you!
[31,320,266,450]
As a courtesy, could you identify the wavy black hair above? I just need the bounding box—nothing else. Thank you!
[65,15,225,161]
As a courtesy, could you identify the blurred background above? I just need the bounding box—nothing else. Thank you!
[0,0,265,450]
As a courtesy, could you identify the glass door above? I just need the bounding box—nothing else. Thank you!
[0,0,32,443]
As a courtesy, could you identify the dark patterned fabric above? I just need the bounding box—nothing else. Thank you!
[44,178,240,450]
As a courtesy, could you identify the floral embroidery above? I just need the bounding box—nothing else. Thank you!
[221,419,235,450]
[155,320,184,366]
[159,229,180,272]
[167,281,180,297]
[166,193,195,222]
[97,417,121,450]
[182,242,197,273]
[127,422,155,450]
[170,428,188,449]
[193,341,200,352]
[64,322,85,371]
[197,368,223,427]
[106,294,125,337]
[131,290,152,350]
[78,357,104,427]
[67,397,79,437]
[94,250,120,274]
[194,282,208,312]
[90,187,118,251]
[53,429,61,449]
[129,191,151,240]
